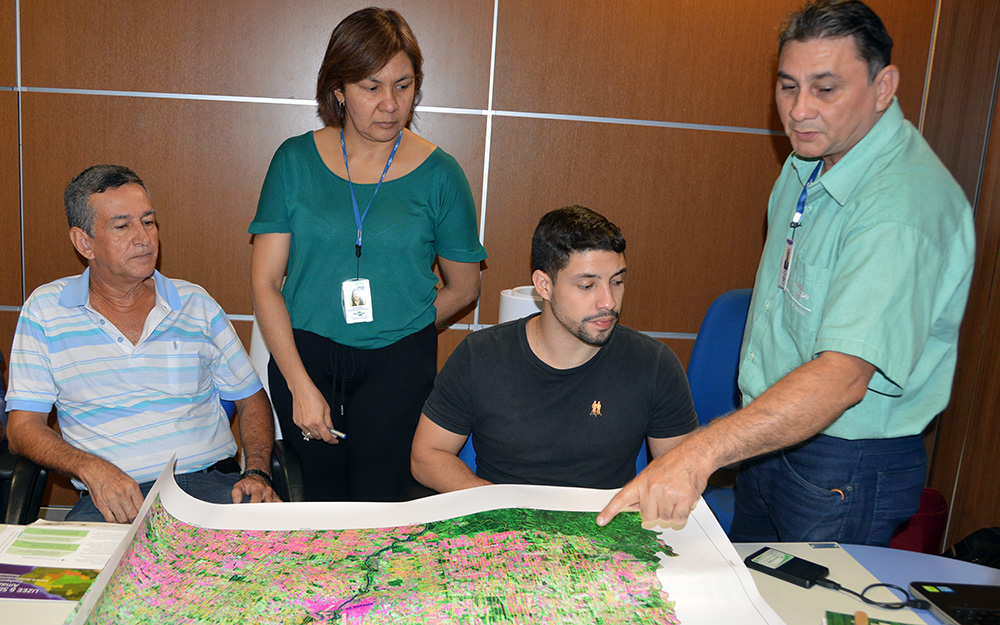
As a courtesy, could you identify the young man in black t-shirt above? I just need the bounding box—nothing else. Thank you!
[410,205,698,493]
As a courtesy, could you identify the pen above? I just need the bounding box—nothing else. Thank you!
[854,611,868,625]
[328,427,348,439]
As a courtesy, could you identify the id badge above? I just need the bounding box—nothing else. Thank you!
[342,278,374,324]
[778,237,795,291]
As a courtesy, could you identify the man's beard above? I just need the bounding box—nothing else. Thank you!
[549,295,619,347]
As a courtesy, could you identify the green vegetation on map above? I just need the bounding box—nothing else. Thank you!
[86,498,681,624]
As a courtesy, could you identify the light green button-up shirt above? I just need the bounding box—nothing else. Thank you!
[738,99,975,439]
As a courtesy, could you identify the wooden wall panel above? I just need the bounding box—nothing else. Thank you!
[929,82,1000,546]
[436,328,470,371]
[922,1,1000,202]
[19,93,317,313]
[0,91,19,306]
[0,0,13,86]
[939,101,1000,543]
[481,116,780,329]
[19,94,485,316]
[493,0,933,129]
[921,0,1000,547]
[20,1,493,110]
[663,338,694,370]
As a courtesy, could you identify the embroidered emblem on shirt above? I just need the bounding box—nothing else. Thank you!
[591,401,602,417]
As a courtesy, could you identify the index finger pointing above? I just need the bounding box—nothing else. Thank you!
[596,486,637,527]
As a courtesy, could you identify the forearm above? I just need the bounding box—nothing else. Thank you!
[434,289,476,326]
[434,259,481,326]
[251,232,318,396]
[251,280,315,394]
[411,448,491,493]
[675,351,875,475]
[597,352,876,526]
[234,390,274,473]
[8,411,123,489]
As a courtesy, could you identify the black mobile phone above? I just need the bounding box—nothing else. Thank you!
[744,546,830,588]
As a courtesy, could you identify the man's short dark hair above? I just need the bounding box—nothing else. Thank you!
[64,165,146,236]
[531,205,626,279]
[779,0,893,82]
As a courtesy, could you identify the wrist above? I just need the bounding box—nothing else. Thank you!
[240,468,273,487]
[286,373,317,396]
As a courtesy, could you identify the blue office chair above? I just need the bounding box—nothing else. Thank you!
[685,288,753,533]
[458,439,650,477]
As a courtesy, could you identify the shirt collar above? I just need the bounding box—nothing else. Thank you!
[58,268,181,309]
[791,97,904,206]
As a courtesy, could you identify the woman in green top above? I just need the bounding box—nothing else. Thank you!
[250,8,487,502]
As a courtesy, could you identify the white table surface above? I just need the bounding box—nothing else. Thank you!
[735,542,931,625]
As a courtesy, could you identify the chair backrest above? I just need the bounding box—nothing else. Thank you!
[686,288,753,426]
[0,441,48,524]
[245,316,306,501]
[458,438,650,477]
[249,317,282,436]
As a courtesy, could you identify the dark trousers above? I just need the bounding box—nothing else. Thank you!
[730,433,926,546]
[268,325,436,502]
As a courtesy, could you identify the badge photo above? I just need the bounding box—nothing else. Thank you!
[342,278,374,324]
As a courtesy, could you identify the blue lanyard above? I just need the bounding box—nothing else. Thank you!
[341,128,402,258]
[790,160,824,231]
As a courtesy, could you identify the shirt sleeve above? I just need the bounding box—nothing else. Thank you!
[646,344,700,439]
[249,140,293,234]
[5,296,58,415]
[814,219,942,395]
[197,290,263,401]
[421,336,475,435]
[430,151,488,264]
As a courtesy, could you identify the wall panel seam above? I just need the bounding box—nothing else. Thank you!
[918,0,943,132]
[16,88,782,136]
[471,0,501,332]
[15,0,24,304]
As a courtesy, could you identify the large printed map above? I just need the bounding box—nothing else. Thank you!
[85,497,681,624]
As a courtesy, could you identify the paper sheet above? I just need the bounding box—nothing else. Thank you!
[70,460,786,624]
[0,522,128,606]
[0,523,129,569]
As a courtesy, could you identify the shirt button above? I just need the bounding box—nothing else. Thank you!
[765,301,770,310]
[117,337,124,343]
[749,352,755,360]
[99,319,105,325]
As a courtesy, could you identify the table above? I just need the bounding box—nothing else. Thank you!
[735,542,1000,625]
[3,519,998,625]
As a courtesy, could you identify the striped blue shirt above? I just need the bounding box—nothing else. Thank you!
[5,270,263,487]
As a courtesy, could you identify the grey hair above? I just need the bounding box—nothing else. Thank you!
[64,164,147,236]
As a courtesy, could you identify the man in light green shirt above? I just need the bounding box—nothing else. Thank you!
[598,0,974,546]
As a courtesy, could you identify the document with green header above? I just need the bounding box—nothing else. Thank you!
[0,523,129,569]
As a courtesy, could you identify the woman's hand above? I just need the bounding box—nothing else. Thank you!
[291,380,339,445]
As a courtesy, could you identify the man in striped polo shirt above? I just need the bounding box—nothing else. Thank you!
[5,165,279,523]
